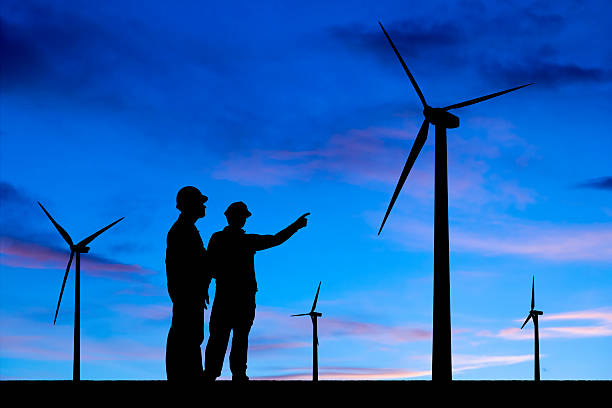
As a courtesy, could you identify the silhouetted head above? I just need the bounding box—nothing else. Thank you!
[176,186,207,218]
[224,201,251,228]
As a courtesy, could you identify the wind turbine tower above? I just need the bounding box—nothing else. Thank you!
[292,282,323,381]
[38,202,123,381]
[521,276,544,381]
[376,22,532,381]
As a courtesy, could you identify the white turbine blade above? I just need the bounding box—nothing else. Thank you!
[53,250,74,325]
[311,282,321,313]
[378,119,429,235]
[77,217,124,247]
[38,202,73,247]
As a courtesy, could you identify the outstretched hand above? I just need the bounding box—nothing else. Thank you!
[294,212,310,229]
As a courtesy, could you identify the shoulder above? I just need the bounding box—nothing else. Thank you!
[168,219,197,241]
[208,230,226,243]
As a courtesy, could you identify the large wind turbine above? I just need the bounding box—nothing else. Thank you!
[377,22,532,381]
[38,202,124,381]
[521,276,543,381]
[292,282,322,381]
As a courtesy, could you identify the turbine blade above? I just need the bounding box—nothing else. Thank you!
[77,217,124,247]
[291,313,309,317]
[379,22,427,107]
[311,282,321,313]
[520,313,533,330]
[38,202,73,247]
[442,83,533,111]
[378,120,429,235]
[54,251,74,325]
[531,276,535,311]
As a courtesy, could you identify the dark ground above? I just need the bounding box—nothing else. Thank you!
[1,380,608,405]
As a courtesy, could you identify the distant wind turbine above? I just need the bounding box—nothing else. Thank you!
[292,282,323,381]
[521,276,544,381]
[38,202,124,381]
[377,22,533,382]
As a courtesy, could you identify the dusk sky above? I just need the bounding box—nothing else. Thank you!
[1,0,611,380]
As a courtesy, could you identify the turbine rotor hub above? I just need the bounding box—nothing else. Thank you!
[424,107,460,129]
[72,245,90,253]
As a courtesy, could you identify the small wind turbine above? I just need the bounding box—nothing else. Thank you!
[38,202,123,381]
[521,276,543,381]
[377,22,532,381]
[292,282,322,381]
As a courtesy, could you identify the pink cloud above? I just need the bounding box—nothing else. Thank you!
[0,236,157,281]
[253,307,431,346]
[321,317,431,344]
[212,126,428,188]
[452,225,612,261]
[484,308,612,340]
[255,353,533,380]
[0,314,164,364]
[0,335,72,361]
[383,216,612,262]
[212,120,537,212]
[257,367,431,380]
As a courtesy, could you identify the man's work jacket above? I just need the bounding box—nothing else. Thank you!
[207,224,299,297]
[165,214,211,312]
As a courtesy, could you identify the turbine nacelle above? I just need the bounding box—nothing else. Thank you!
[70,245,90,253]
[423,107,459,129]
[376,22,532,236]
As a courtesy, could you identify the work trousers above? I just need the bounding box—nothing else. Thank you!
[204,292,256,378]
[166,304,204,381]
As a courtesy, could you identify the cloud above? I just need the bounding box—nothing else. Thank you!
[327,6,611,88]
[257,367,431,380]
[0,333,163,363]
[482,308,612,340]
[243,307,431,356]
[451,224,612,262]
[574,177,612,191]
[255,353,532,380]
[0,313,164,367]
[321,318,431,344]
[0,182,30,204]
[0,235,156,282]
[481,60,612,87]
[212,126,423,187]
[383,215,612,262]
[328,20,463,60]
[212,120,536,210]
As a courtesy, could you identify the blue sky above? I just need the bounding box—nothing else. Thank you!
[1,0,611,380]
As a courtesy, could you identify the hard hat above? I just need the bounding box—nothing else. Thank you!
[176,186,208,211]
[224,201,251,218]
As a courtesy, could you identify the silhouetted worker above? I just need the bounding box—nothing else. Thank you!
[203,202,309,381]
[165,186,211,381]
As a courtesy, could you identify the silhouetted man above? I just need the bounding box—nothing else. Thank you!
[203,202,309,381]
[165,186,211,381]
